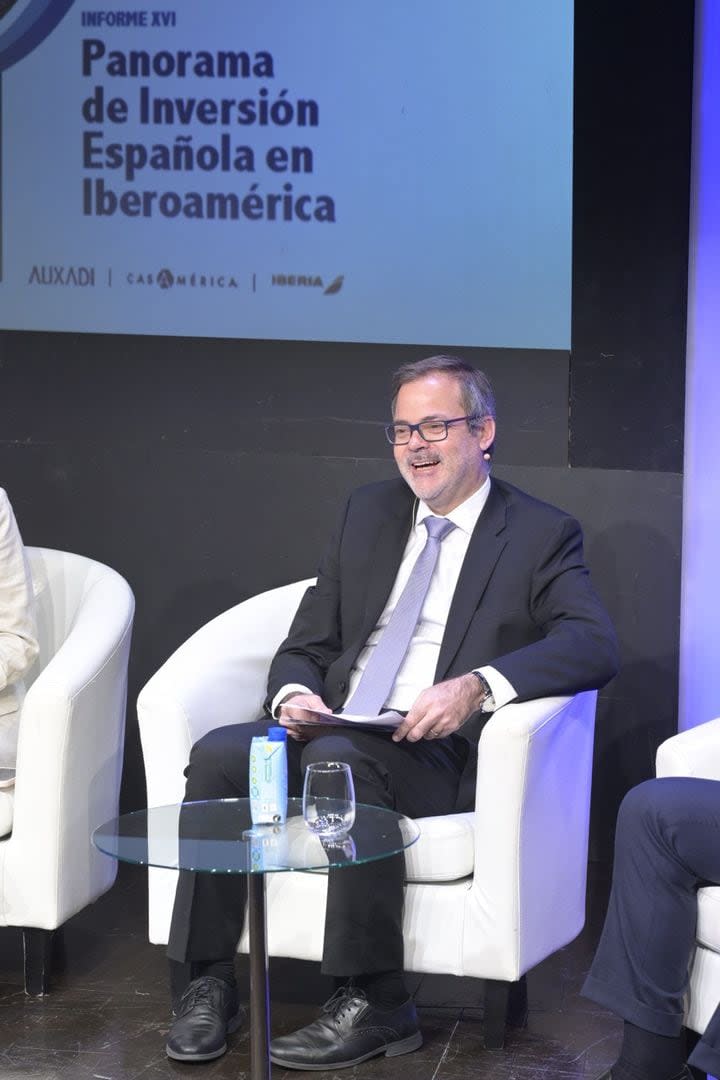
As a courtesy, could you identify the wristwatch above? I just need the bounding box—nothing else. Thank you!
[470,670,493,707]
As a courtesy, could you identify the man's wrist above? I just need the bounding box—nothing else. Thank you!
[470,669,492,704]
[469,670,494,710]
[272,683,314,717]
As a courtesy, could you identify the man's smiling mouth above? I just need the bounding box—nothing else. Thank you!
[411,457,440,470]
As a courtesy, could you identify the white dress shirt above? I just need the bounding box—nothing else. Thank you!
[273,478,516,716]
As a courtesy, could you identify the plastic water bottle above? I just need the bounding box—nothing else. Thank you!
[249,726,288,825]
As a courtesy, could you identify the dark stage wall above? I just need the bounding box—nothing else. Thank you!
[0,2,693,859]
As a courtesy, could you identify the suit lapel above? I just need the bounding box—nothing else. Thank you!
[435,482,508,679]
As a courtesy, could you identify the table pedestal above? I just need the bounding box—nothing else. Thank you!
[248,874,270,1080]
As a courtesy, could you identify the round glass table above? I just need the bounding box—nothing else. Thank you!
[93,798,419,1080]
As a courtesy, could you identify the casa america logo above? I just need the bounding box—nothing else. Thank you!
[126,267,241,289]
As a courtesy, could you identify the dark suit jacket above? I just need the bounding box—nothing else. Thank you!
[265,476,618,728]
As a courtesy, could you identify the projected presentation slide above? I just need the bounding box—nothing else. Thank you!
[0,1,573,348]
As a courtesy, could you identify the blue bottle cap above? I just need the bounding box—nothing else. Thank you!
[268,726,287,741]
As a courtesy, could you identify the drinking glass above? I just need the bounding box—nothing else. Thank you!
[302,761,356,838]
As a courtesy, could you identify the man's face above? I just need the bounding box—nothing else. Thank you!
[392,373,495,515]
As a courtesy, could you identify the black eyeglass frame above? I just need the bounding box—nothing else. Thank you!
[384,414,480,446]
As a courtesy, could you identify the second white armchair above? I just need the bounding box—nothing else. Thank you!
[138,578,598,1049]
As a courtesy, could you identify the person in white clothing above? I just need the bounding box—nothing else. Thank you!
[0,488,39,771]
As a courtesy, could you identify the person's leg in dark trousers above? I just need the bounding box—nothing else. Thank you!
[165,718,306,1063]
[270,729,469,1070]
[168,718,306,970]
[299,730,468,980]
[582,777,720,1080]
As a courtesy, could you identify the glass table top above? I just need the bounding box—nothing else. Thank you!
[93,798,420,874]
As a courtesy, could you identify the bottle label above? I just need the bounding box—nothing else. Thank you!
[249,736,288,824]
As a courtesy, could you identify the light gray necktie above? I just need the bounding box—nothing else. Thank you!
[345,516,456,715]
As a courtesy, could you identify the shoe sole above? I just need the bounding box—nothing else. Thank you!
[269,1030,423,1070]
[165,1009,245,1062]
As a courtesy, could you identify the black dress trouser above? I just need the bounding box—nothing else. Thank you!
[167,718,468,977]
[582,777,720,1078]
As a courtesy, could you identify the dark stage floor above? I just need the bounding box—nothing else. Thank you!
[0,864,624,1080]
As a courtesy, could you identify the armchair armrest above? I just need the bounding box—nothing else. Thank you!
[5,555,134,929]
[656,718,720,780]
[464,690,597,979]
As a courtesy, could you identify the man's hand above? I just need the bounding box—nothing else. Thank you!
[392,674,487,743]
[278,692,334,741]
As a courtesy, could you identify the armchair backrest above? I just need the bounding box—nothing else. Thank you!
[138,578,314,806]
[25,547,110,680]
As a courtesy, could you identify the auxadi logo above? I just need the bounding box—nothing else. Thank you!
[126,268,240,289]
[271,274,344,295]
[28,265,95,286]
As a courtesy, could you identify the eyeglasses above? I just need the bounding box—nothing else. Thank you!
[385,415,479,446]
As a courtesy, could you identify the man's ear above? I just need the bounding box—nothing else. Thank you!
[478,417,496,458]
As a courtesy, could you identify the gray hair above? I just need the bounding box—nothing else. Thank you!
[390,355,496,434]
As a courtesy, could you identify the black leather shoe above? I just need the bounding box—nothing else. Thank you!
[166,976,245,1062]
[269,985,422,1070]
[595,1068,693,1080]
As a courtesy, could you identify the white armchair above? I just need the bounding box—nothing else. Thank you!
[656,718,720,1046]
[138,579,597,1048]
[0,547,135,994]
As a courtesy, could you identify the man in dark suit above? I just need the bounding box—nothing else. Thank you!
[165,355,619,1069]
[583,777,720,1080]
